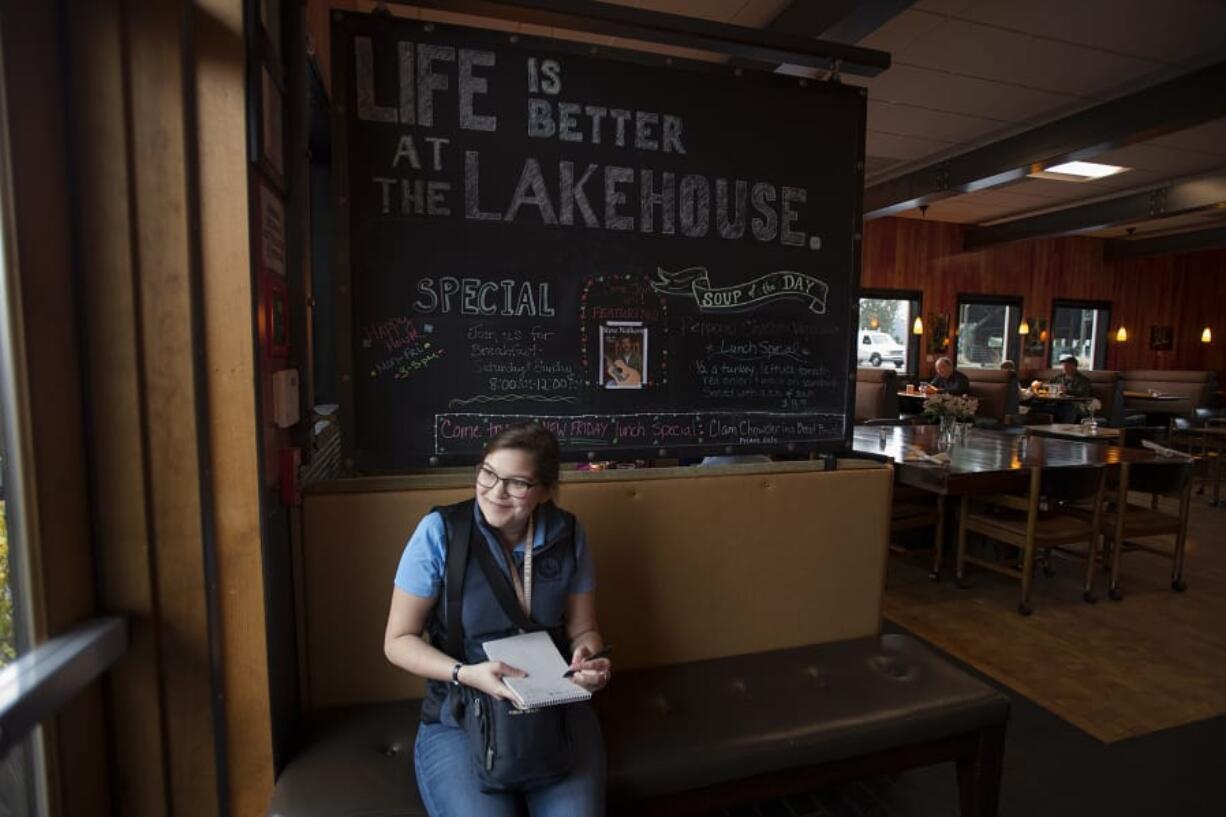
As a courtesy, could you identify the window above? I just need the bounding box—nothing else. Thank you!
[857,290,921,374]
[1050,300,1111,370]
[0,137,45,817]
[956,296,1023,369]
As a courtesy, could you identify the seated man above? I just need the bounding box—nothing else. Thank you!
[1046,354,1092,397]
[1037,354,1092,422]
[927,356,970,396]
[1001,360,1035,404]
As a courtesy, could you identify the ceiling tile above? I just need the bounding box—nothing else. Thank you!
[1090,143,1226,174]
[730,0,791,28]
[857,9,946,53]
[866,129,956,160]
[1147,118,1226,157]
[911,0,986,14]
[866,155,906,177]
[867,99,1007,145]
[899,19,1160,97]
[958,0,1226,64]
[863,64,1074,124]
[634,0,761,22]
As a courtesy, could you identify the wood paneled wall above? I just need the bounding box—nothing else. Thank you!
[62,1,274,814]
[862,217,1226,380]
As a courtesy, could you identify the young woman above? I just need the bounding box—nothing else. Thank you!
[384,422,611,816]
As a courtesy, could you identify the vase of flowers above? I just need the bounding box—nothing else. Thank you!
[1081,397,1104,431]
[923,393,980,446]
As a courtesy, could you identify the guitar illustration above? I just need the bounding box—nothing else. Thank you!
[605,355,642,386]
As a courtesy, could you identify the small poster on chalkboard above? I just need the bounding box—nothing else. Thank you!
[332,13,865,469]
[601,323,646,389]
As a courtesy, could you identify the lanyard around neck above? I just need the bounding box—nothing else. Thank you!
[502,513,534,619]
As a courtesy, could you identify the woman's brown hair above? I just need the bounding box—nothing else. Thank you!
[483,422,560,487]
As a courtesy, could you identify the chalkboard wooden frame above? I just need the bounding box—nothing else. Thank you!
[331,11,867,471]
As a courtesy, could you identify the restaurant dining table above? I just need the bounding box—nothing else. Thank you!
[852,424,1174,496]
[1025,423,1121,443]
[1122,390,1184,401]
[897,390,931,414]
[1121,391,1192,424]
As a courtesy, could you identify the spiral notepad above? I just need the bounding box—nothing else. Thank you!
[482,631,593,710]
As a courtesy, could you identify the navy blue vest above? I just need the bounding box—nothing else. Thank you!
[420,499,577,724]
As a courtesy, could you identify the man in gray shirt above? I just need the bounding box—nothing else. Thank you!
[927,356,971,395]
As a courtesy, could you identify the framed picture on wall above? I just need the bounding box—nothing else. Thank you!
[259,65,285,186]
[1149,325,1174,351]
[266,276,290,358]
[258,183,286,276]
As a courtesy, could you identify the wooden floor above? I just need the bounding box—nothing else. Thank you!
[883,491,1226,743]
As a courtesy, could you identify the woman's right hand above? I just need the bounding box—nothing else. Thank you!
[457,661,526,701]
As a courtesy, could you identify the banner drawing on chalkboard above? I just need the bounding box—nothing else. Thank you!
[650,266,829,314]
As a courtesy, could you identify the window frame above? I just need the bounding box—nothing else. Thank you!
[954,293,1025,370]
[1049,299,1112,370]
[857,287,923,376]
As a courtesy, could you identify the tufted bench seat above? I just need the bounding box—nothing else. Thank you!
[268,633,1009,817]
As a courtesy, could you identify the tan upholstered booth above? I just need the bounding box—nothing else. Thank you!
[299,461,893,708]
[1121,370,1218,417]
[854,367,900,422]
[1033,368,1124,425]
[964,369,1019,422]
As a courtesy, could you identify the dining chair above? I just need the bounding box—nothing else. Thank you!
[889,484,946,580]
[1099,460,1194,599]
[956,465,1107,615]
[1167,416,1223,504]
[1004,411,1054,426]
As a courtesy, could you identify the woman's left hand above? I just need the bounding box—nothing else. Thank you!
[568,644,612,692]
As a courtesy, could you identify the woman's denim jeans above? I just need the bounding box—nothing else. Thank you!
[414,702,605,817]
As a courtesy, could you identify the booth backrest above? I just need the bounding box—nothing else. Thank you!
[1033,368,1123,424]
[964,369,1019,421]
[299,462,893,709]
[1121,370,1218,414]
[854,367,900,422]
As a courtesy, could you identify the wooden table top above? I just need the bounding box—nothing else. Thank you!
[1122,391,1185,401]
[1028,393,1095,403]
[1025,423,1121,441]
[852,424,1173,495]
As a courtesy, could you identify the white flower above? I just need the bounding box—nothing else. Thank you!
[922,393,979,419]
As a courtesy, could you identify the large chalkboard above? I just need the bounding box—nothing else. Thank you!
[333,12,866,470]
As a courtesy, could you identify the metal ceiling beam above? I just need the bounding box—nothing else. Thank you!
[1104,225,1226,260]
[820,0,919,46]
[864,58,1226,219]
[731,0,914,74]
[963,171,1226,249]
[390,0,891,76]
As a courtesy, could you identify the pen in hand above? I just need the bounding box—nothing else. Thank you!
[563,644,614,678]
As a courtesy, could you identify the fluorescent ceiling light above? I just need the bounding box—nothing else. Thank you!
[1029,161,1129,182]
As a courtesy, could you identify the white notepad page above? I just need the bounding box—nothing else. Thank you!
[482,631,593,710]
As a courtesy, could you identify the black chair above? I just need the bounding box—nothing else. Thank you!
[1004,411,1054,426]
[1121,426,1169,449]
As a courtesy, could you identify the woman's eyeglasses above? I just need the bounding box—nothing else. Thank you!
[475,464,539,498]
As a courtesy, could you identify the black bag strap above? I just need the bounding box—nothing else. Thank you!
[472,527,540,633]
[440,501,576,651]
[439,502,473,661]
